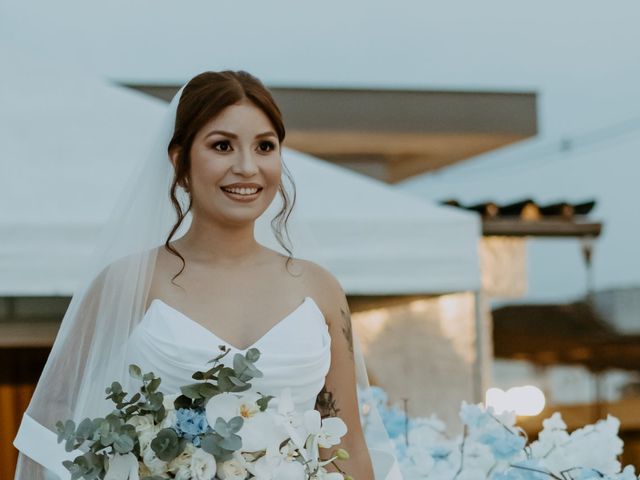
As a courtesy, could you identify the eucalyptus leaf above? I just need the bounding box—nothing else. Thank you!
[76,418,95,440]
[174,394,192,409]
[199,433,234,460]
[219,432,242,451]
[197,382,219,399]
[181,384,204,400]
[148,377,162,393]
[214,417,231,437]
[113,433,135,453]
[151,428,185,462]
[128,364,142,380]
[245,348,260,363]
[256,394,275,412]
[227,416,244,433]
[228,375,247,387]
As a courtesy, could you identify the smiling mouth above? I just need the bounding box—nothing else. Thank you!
[220,186,263,196]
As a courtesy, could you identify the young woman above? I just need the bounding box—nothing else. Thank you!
[13,71,401,479]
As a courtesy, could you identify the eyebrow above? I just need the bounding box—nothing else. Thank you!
[204,129,277,140]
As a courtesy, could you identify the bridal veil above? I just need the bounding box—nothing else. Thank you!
[12,76,399,479]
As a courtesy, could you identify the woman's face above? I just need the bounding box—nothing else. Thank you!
[181,98,282,226]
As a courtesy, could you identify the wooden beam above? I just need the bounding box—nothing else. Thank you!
[0,322,60,348]
[483,219,602,237]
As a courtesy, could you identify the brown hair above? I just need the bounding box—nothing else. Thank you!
[165,70,296,283]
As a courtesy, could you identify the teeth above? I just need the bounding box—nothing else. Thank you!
[223,187,259,195]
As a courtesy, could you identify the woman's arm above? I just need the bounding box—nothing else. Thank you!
[310,262,375,479]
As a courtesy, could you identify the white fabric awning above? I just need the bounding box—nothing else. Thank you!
[1,50,481,296]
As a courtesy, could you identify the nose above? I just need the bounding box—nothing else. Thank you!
[231,149,259,176]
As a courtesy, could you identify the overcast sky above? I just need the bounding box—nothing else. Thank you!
[3,0,640,134]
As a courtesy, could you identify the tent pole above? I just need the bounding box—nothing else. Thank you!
[473,290,486,403]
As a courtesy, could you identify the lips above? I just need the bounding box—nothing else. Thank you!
[220,183,263,189]
[220,186,262,202]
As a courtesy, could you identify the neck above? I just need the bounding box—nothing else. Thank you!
[175,215,264,267]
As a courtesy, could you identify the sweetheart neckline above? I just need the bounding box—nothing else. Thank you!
[145,296,324,352]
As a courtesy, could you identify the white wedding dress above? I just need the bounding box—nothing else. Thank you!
[123,295,403,479]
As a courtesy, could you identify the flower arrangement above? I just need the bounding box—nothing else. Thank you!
[56,346,349,480]
[367,387,639,480]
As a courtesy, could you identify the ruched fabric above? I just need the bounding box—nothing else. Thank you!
[124,296,332,412]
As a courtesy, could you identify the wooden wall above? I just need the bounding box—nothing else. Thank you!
[1,348,50,480]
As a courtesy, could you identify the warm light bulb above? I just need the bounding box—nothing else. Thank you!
[485,385,545,416]
[485,387,509,414]
[509,385,545,416]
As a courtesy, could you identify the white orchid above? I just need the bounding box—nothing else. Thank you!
[248,442,306,480]
[205,391,287,452]
[270,388,310,452]
[309,468,344,480]
[303,409,348,471]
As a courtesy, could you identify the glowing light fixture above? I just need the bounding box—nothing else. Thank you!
[485,385,545,416]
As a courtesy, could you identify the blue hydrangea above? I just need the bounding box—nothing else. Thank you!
[173,408,210,446]
[428,444,452,460]
[496,459,552,480]
[381,404,410,439]
[360,386,411,440]
[460,402,493,430]
[479,426,526,461]
[573,468,606,480]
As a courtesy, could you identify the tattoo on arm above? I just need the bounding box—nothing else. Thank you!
[315,385,341,418]
[340,305,354,357]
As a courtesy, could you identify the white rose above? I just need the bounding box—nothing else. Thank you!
[168,442,196,474]
[189,448,217,480]
[141,442,169,475]
[159,409,178,430]
[127,413,159,449]
[163,393,180,411]
[217,453,248,480]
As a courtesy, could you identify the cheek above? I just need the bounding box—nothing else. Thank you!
[190,151,225,184]
[265,158,282,187]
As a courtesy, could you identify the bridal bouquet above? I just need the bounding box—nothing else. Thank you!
[56,346,350,480]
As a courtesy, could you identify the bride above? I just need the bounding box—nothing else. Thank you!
[13,70,402,479]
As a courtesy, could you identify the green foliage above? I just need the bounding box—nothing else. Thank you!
[150,428,186,462]
[256,393,275,412]
[178,346,264,409]
[55,345,266,478]
[199,416,244,460]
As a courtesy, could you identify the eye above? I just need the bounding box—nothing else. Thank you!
[212,140,232,152]
[258,140,276,153]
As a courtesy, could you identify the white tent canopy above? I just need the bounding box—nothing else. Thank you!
[257,149,481,295]
[2,48,480,296]
[1,45,168,295]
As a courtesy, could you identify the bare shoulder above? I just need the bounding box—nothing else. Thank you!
[288,257,350,327]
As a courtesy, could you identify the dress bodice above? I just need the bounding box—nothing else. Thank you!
[124,296,332,412]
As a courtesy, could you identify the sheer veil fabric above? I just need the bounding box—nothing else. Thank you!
[12,83,401,479]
